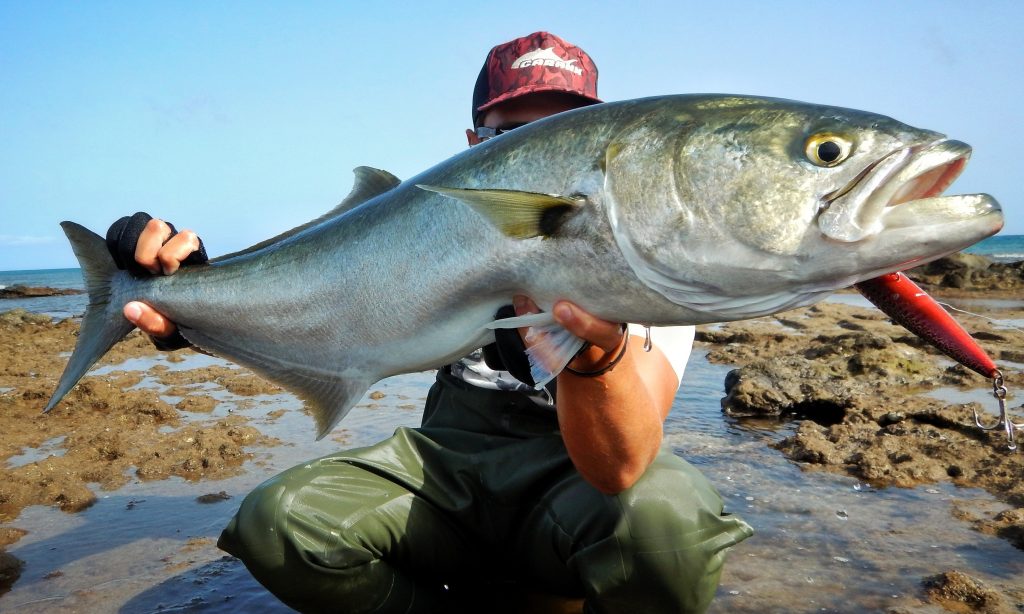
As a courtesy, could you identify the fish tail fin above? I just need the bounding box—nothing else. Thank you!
[44,222,135,412]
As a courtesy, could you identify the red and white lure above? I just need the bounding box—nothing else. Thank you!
[856,272,1019,450]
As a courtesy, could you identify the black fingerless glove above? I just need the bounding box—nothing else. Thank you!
[105,211,208,351]
[105,211,208,276]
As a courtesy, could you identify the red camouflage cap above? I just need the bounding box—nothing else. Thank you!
[472,31,600,125]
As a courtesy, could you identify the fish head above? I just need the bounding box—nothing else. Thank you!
[603,95,1003,320]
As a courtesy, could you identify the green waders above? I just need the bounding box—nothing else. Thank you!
[218,368,752,613]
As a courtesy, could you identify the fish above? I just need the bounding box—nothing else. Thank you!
[45,94,1004,438]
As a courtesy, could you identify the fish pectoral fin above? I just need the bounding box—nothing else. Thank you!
[417,185,579,238]
[487,313,586,388]
[485,312,556,330]
[180,328,372,440]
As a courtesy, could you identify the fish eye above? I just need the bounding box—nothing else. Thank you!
[804,133,852,167]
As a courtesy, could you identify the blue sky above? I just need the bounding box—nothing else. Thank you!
[2,1,1021,271]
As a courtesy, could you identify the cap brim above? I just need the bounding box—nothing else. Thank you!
[476,84,602,116]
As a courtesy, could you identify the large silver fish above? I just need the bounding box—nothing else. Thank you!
[46,95,1003,437]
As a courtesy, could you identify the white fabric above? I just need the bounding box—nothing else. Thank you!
[628,324,695,384]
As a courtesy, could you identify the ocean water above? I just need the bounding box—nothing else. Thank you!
[964,234,1024,263]
[0,268,86,318]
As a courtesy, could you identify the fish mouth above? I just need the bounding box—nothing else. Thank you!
[817,139,998,242]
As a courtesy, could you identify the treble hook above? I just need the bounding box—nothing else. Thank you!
[971,371,1022,451]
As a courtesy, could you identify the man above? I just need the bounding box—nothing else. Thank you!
[109,32,751,613]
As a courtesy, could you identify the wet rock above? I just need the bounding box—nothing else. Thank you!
[0,550,24,594]
[922,570,1015,614]
[0,285,83,299]
[774,317,808,330]
[907,253,1024,293]
[773,397,1024,508]
[878,412,906,427]
[176,396,217,413]
[721,364,799,417]
[217,373,283,396]
[720,360,853,421]
[999,348,1024,363]
[940,364,977,387]
[132,418,268,481]
[955,505,1024,551]
[0,528,27,549]
[0,308,53,327]
[0,311,285,524]
[196,491,232,504]
[990,510,1024,549]
[694,330,757,345]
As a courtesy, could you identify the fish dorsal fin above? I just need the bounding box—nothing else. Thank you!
[212,166,401,262]
[337,166,403,214]
[418,185,579,238]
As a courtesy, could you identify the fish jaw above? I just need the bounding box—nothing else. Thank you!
[818,139,982,242]
[814,136,1003,280]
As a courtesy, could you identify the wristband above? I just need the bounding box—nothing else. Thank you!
[564,324,629,377]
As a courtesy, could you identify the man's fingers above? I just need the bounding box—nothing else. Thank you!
[134,219,175,275]
[158,230,201,275]
[552,301,623,352]
[123,301,178,338]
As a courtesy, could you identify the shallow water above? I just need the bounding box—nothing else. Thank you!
[669,359,1023,612]
[2,351,1021,612]
[0,268,86,320]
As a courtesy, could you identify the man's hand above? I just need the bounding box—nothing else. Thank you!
[511,295,625,366]
[106,212,206,341]
[132,218,204,276]
[512,294,676,494]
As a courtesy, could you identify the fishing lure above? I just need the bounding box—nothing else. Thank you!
[855,272,1020,450]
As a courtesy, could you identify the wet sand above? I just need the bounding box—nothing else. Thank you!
[1,262,1022,612]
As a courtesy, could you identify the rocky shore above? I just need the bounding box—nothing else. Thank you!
[0,285,83,299]
[708,256,1023,536]
[0,309,281,595]
[1,253,1022,609]
[702,254,1024,611]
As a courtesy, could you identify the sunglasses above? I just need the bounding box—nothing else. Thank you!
[474,122,529,141]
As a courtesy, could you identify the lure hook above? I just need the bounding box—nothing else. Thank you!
[971,372,1022,451]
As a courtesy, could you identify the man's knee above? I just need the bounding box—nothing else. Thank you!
[220,460,405,569]
[616,453,731,539]
[217,463,413,613]
[218,477,292,573]
[575,455,753,613]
